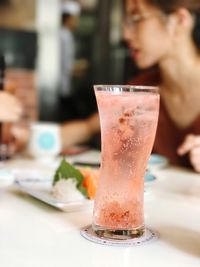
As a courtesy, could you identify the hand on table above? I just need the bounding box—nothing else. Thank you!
[0,91,22,122]
[177,134,200,172]
[11,124,30,152]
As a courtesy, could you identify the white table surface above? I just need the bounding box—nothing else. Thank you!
[1,152,200,267]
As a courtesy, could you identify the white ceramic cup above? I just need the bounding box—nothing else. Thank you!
[28,122,61,159]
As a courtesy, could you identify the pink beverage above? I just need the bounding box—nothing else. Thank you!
[93,85,159,239]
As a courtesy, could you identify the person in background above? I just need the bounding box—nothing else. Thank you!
[60,0,200,173]
[58,1,88,121]
[0,90,24,154]
[0,91,22,122]
[124,0,200,171]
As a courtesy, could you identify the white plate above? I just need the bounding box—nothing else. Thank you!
[0,169,15,187]
[14,178,93,212]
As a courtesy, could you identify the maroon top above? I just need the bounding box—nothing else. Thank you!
[129,68,200,168]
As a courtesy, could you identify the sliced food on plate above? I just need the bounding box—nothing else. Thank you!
[52,158,99,201]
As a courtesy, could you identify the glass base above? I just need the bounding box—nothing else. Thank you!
[81,225,159,246]
[92,224,145,240]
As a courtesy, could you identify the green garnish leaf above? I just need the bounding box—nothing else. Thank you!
[53,158,87,197]
[77,184,87,196]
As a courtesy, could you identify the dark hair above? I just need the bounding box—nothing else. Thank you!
[62,13,71,25]
[147,0,200,51]
[192,12,200,51]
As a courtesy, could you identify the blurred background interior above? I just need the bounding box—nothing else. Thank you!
[0,0,139,123]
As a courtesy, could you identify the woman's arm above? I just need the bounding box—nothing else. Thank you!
[60,112,100,149]
[0,91,22,122]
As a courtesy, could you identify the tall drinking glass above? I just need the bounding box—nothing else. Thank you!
[93,85,159,240]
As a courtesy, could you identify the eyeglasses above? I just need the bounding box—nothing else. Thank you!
[124,12,164,30]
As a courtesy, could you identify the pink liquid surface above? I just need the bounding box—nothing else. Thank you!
[93,90,159,230]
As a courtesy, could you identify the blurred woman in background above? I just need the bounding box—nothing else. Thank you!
[61,0,200,172]
[124,0,200,171]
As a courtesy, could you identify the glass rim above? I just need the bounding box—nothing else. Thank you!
[94,85,159,93]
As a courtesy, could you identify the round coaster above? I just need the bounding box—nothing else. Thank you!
[80,225,159,247]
